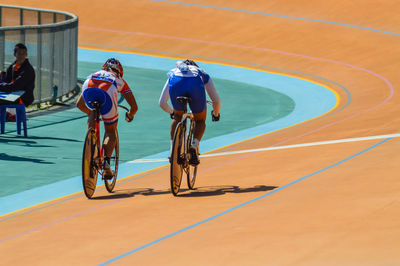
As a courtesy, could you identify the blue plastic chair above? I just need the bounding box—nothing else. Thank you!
[0,104,28,137]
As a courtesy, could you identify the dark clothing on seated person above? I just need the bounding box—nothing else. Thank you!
[0,59,35,106]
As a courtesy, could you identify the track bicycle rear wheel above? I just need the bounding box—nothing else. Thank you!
[187,120,197,189]
[104,131,119,193]
[82,128,99,199]
[170,123,184,196]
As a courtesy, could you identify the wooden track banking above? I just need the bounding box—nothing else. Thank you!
[1,0,400,265]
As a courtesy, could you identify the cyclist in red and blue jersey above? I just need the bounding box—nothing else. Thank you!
[76,58,138,178]
[159,59,221,165]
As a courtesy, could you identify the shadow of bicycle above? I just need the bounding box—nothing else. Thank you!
[91,188,156,200]
[92,185,278,200]
[0,152,55,164]
[177,185,278,197]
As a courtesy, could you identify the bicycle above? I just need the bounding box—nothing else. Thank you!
[81,101,129,199]
[170,96,201,196]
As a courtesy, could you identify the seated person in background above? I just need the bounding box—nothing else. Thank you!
[0,43,35,121]
[0,43,35,106]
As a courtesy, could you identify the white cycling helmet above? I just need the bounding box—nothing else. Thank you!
[176,60,189,72]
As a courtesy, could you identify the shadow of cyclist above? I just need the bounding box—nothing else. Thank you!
[91,184,278,200]
[0,153,54,164]
[91,188,158,200]
[177,185,278,197]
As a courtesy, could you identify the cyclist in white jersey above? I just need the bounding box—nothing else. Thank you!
[76,58,138,178]
[159,59,221,165]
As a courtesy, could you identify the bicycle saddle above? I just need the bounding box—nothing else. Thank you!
[176,96,192,104]
[88,101,101,108]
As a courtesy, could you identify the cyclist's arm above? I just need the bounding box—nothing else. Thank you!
[123,91,138,118]
[204,78,221,116]
[159,80,174,114]
[116,78,138,118]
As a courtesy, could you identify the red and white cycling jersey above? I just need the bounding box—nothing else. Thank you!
[82,70,131,123]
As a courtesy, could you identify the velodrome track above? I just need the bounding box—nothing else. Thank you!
[1,0,400,265]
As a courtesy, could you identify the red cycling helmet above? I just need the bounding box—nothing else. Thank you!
[102,58,124,78]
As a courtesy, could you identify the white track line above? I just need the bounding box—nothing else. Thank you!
[128,133,400,163]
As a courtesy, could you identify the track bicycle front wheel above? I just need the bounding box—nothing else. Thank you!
[104,131,119,193]
[82,129,99,199]
[170,123,185,196]
[187,119,197,190]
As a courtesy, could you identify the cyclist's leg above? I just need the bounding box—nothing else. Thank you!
[169,85,185,140]
[187,85,206,165]
[77,91,95,129]
[192,110,207,141]
[189,85,207,142]
[87,110,96,130]
[96,90,117,178]
[171,110,183,139]
[77,80,92,114]
[76,94,92,115]
[102,121,117,178]
[103,122,118,158]
[186,111,205,166]
[82,87,112,130]
[99,87,117,156]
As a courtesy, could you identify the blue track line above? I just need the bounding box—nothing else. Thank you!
[99,137,392,265]
[152,0,400,36]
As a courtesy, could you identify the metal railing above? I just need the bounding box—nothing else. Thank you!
[0,5,78,105]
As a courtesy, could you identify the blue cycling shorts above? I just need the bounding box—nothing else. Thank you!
[82,87,114,122]
[169,76,206,113]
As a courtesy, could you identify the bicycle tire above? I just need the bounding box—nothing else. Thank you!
[104,131,119,193]
[170,123,184,196]
[187,120,197,189]
[82,129,99,199]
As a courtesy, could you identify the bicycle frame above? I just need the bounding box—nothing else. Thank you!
[179,99,193,128]
[179,104,194,161]
[181,113,193,122]
[91,102,128,169]
[169,96,200,196]
[170,98,213,195]
[92,103,103,168]
[82,101,126,198]
[179,99,212,125]
[178,113,193,140]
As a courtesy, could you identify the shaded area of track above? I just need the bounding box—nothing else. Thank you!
[0,62,294,197]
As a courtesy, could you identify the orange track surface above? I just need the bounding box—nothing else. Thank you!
[1,1,400,265]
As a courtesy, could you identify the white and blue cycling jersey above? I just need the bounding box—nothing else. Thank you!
[159,63,220,114]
